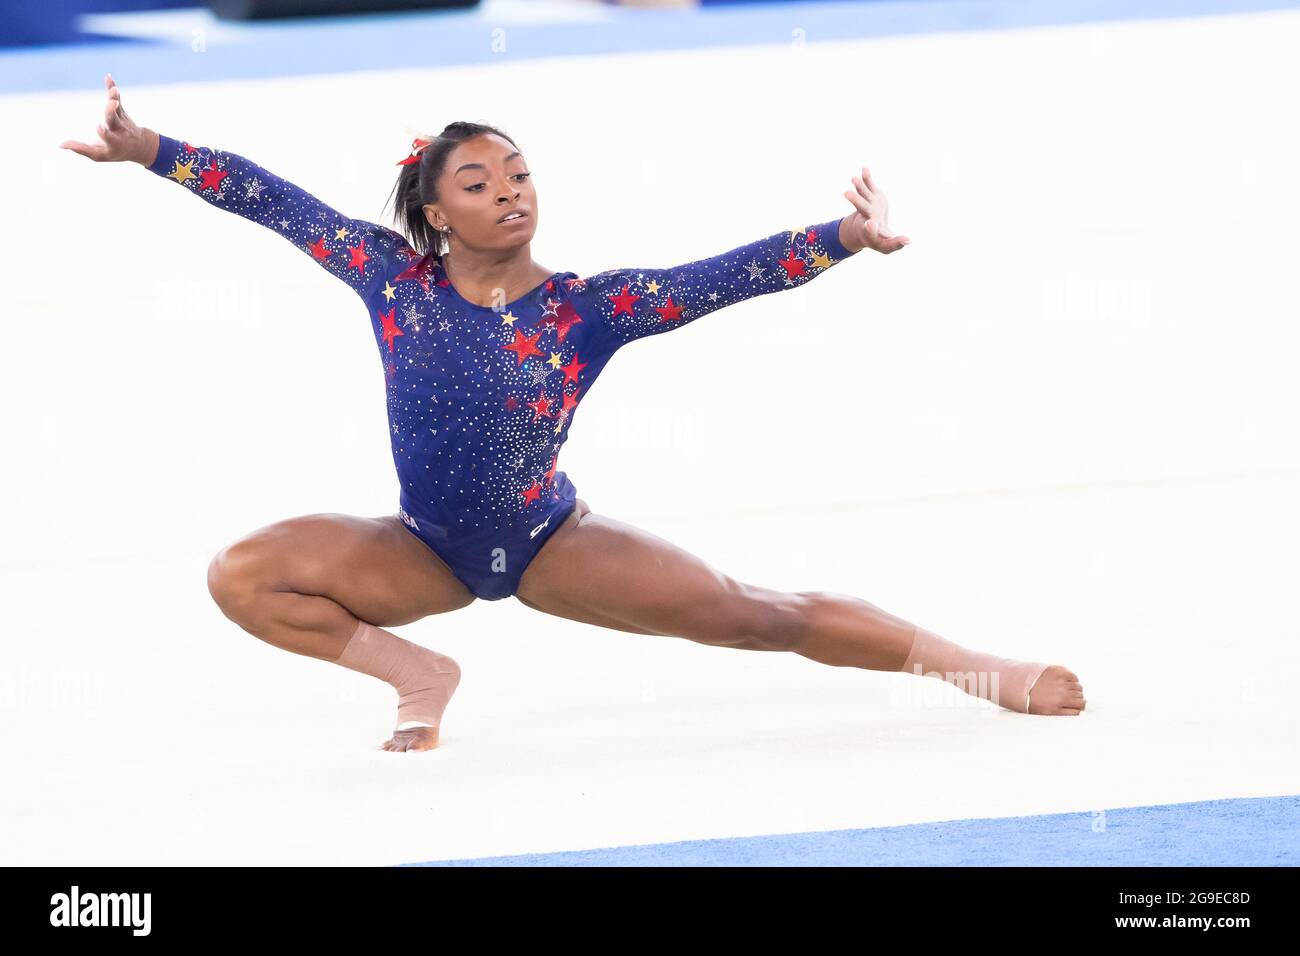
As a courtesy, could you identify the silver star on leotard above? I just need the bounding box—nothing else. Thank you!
[744,259,767,281]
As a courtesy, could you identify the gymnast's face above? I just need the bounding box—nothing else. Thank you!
[423,133,537,254]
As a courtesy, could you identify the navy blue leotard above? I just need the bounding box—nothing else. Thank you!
[147,133,860,599]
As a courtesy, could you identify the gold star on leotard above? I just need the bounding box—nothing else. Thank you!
[167,158,199,185]
[334,226,350,240]
[381,281,397,302]
[547,352,563,369]
[810,249,834,270]
[500,311,519,326]
[645,279,661,294]
[787,226,807,242]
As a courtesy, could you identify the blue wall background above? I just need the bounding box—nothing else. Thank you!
[0,0,853,49]
[3,1,201,48]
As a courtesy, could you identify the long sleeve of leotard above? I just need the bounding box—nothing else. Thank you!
[144,132,410,301]
[571,217,859,351]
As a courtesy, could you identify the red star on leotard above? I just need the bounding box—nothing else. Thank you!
[551,301,584,343]
[520,481,544,506]
[654,295,684,323]
[501,327,545,366]
[308,235,331,261]
[778,251,807,279]
[560,352,588,385]
[527,389,553,421]
[394,253,435,291]
[377,307,404,352]
[608,283,641,317]
[544,454,558,485]
[504,396,520,412]
[347,237,370,273]
[199,164,228,193]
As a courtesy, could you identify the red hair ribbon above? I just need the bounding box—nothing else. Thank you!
[396,136,434,166]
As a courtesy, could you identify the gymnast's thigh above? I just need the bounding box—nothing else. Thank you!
[209,511,476,628]
[515,499,792,647]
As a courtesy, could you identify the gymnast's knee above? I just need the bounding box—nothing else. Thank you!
[206,540,285,626]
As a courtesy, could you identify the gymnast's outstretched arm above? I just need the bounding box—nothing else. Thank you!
[61,74,410,303]
[570,168,909,350]
[140,131,416,303]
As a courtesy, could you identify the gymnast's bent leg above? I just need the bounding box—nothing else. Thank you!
[516,500,1086,716]
[206,511,477,752]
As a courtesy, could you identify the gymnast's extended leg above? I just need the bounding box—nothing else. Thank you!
[205,512,478,752]
[517,500,1086,716]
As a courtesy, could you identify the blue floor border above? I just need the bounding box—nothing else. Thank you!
[398,794,1300,866]
[3,0,1300,95]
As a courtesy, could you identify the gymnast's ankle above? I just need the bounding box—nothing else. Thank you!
[331,620,462,751]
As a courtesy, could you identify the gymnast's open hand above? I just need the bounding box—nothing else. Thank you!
[842,165,910,254]
[60,73,159,166]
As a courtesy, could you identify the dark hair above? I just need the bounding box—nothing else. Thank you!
[384,121,520,260]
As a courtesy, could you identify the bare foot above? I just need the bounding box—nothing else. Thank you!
[1025,665,1087,716]
[380,726,441,752]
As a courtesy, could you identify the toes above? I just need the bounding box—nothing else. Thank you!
[379,728,438,752]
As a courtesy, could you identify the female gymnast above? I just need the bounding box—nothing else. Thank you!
[63,74,1085,753]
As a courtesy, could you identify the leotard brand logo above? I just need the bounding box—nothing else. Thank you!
[49,885,151,936]
[397,506,419,531]
[530,515,551,539]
